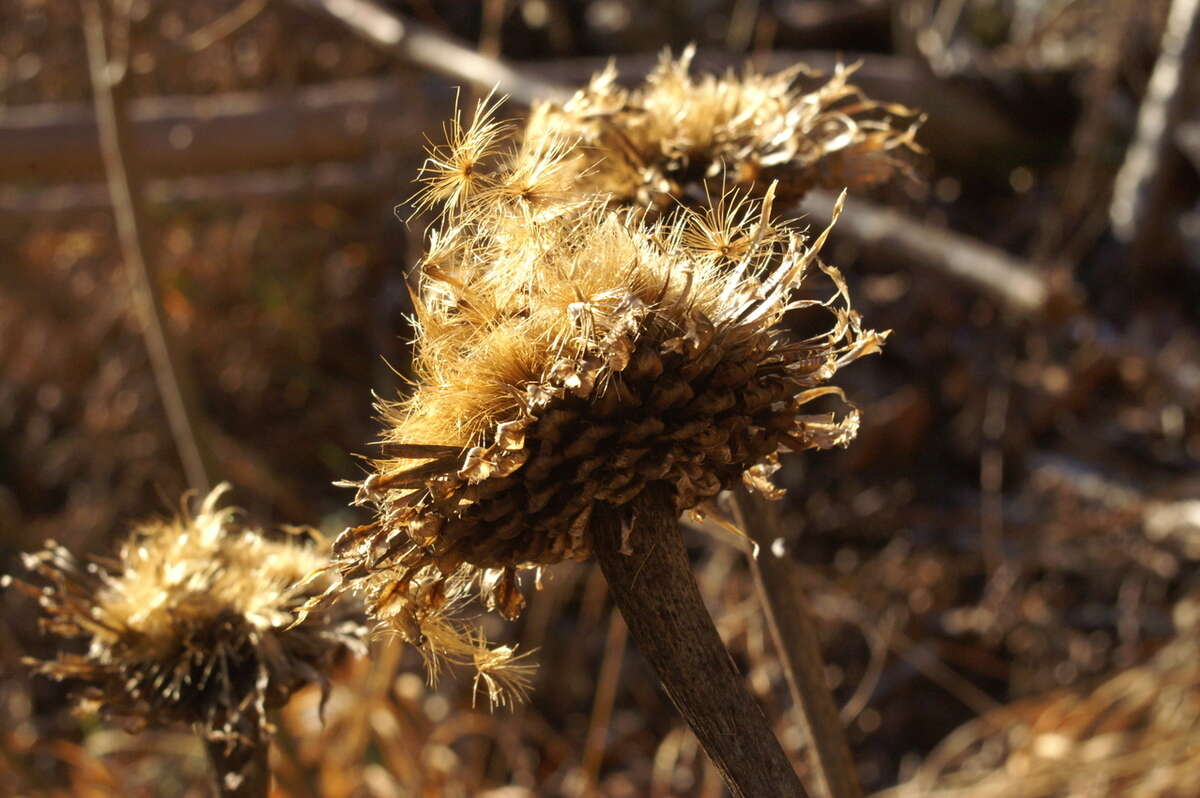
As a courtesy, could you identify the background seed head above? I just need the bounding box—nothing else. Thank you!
[9,484,365,744]
[522,46,922,209]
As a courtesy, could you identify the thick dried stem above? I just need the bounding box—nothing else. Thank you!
[734,488,862,798]
[592,484,808,798]
[204,735,270,798]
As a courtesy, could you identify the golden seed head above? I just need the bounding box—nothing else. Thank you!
[11,484,365,742]
[328,80,889,694]
[522,46,922,208]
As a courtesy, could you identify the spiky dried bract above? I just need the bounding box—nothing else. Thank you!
[413,90,511,213]
[10,484,365,745]
[328,109,886,688]
[522,46,922,208]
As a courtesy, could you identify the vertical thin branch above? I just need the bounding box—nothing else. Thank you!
[592,484,808,798]
[80,0,212,494]
[1110,0,1200,263]
[579,607,628,796]
[1031,0,1137,266]
[732,488,863,798]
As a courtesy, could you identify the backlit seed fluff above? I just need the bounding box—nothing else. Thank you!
[7,484,365,745]
[522,46,923,208]
[325,90,888,694]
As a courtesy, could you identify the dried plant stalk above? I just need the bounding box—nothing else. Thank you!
[205,733,271,798]
[593,484,807,797]
[80,0,214,495]
[735,487,862,798]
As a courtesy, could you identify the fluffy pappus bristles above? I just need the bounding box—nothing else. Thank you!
[328,103,887,694]
[8,484,366,746]
[412,90,512,214]
[522,46,922,208]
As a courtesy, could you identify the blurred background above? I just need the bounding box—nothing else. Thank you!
[3,0,1200,795]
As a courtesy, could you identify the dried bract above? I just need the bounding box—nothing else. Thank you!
[327,105,887,693]
[522,46,922,208]
[8,484,365,745]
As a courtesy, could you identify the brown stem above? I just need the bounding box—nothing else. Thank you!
[80,0,213,494]
[288,0,571,105]
[580,607,628,796]
[204,734,270,798]
[592,484,808,798]
[733,488,862,798]
[1110,0,1200,266]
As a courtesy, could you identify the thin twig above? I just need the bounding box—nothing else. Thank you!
[592,484,809,798]
[0,54,1021,183]
[1110,0,1200,262]
[682,516,1005,719]
[80,0,212,494]
[732,488,863,798]
[180,0,269,52]
[803,572,1004,720]
[579,607,628,797]
[287,0,571,105]
[1031,0,1137,266]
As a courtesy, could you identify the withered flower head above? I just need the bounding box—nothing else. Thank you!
[522,46,922,208]
[328,102,887,701]
[8,484,364,745]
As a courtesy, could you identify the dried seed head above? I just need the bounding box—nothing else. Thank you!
[522,46,922,208]
[329,103,887,694]
[9,484,365,744]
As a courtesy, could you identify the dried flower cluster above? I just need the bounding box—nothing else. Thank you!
[522,46,921,209]
[325,51,900,703]
[8,485,364,745]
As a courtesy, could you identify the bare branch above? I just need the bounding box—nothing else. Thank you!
[0,78,419,183]
[798,190,1054,317]
[287,0,571,105]
[0,160,394,215]
[80,0,213,494]
[1110,0,1200,259]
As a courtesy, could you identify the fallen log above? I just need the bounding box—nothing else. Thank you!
[0,159,396,216]
[0,77,426,183]
[0,51,1029,185]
